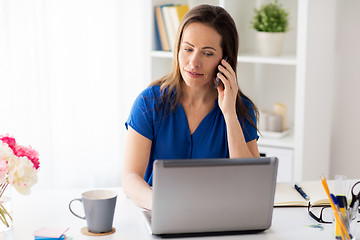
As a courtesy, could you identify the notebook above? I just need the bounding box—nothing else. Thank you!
[143,157,278,236]
[274,181,331,207]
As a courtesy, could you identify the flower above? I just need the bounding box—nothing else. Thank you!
[0,135,40,194]
[8,156,38,195]
[0,135,40,228]
[0,136,16,150]
[0,141,14,163]
[0,159,8,179]
[13,145,40,170]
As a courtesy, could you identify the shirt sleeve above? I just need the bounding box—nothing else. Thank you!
[240,98,259,142]
[125,88,158,141]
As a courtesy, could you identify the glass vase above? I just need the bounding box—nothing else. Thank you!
[0,184,13,232]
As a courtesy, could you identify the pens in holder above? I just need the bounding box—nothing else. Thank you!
[294,184,310,201]
[336,195,348,220]
[331,193,350,239]
[321,175,351,240]
[348,198,359,224]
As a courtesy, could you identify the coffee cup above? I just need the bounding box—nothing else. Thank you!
[69,189,117,233]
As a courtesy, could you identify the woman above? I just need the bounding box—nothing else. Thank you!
[122,4,260,210]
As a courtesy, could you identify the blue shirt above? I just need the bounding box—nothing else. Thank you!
[125,85,258,186]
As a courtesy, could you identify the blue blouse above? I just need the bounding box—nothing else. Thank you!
[125,85,258,186]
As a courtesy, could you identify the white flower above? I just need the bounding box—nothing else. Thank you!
[7,156,38,195]
[0,158,8,180]
[0,141,14,163]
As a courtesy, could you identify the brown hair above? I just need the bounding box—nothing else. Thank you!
[150,4,259,132]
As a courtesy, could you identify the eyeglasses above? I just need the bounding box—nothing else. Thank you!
[307,202,333,224]
[308,202,360,224]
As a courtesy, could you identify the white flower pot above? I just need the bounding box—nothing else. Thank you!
[256,32,285,56]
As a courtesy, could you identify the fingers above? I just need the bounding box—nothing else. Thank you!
[217,60,237,90]
[221,59,235,76]
[216,70,229,90]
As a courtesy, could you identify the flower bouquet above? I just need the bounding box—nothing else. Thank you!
[0,135,40,230]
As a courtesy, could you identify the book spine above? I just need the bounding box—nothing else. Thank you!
[155,6,169,51]
[161,5,176,51]
[168,6,180,50]
[176,5,189,23]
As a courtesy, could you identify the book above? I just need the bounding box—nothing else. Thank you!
[155,5,170,51]
[155,4,189,51]
[161,5,176,51]
[34,235,65,240]
[169,4,189,50]
[34,226,69,240]
[167,5,189,49]
[168,6,180,50]
[274,181,331,207]
[175,4,189,22]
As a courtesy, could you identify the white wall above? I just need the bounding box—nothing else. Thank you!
[0,0,147,189]
[330,0,360,179]
[0,0,358,190]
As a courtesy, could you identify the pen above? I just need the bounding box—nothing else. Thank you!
[294,184,310,201]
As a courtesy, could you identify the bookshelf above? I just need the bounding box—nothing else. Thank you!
[145,0,336,182]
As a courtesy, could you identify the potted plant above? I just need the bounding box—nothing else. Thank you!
[251,0,290,56]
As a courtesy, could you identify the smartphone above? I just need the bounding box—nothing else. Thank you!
[214,56,228,88]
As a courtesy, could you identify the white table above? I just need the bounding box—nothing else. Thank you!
[0,187,357,240]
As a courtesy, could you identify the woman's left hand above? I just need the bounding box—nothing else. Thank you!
[215,59,238,118]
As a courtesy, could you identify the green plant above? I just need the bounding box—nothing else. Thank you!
[251,0,289,32]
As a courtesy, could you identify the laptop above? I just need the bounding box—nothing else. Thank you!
[143,157,278,237]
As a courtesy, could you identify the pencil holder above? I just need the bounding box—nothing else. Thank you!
[333,175,355,239]
[333,213,358,240]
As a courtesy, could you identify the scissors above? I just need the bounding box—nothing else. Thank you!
[348,180,360,221]
[349,181,360,208]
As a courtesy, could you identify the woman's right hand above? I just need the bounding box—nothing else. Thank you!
[215,59,239,119]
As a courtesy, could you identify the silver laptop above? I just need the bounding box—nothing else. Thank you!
[143,157,278,236]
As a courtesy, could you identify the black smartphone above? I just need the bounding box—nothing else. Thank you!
[214,56,228,88]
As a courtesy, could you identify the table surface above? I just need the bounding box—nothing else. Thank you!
[0,187,358,240]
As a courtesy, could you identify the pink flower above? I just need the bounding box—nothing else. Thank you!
[0,134,40,196]
[14,145,40,170]
[0,135,40,170]
[0,136,16,152]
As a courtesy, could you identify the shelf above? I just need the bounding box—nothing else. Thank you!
[238,53,297,66]
[151,50,173,58]
[151,51,297,66]
[257,129,294,149]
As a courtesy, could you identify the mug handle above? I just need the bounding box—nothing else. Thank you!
[69,198,86,220]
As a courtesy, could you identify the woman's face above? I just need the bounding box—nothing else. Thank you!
[178,22,223,89]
